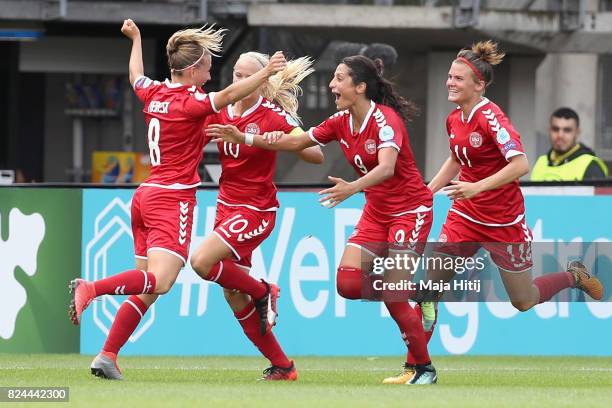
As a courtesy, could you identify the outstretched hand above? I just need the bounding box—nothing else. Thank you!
[442,180,483,200]
[206,124,244,144]
[121,19,140,40]
[318,176,357,208]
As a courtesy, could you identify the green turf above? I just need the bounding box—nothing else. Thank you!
[0,354,611,407]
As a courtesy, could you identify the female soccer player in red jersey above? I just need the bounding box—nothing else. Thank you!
[68,19,287,379]
[189,52,323,381]
[207,55,438,385]
[421,41,603,324]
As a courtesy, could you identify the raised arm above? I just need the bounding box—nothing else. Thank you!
[212,52,287,110]
[121,19,144,87]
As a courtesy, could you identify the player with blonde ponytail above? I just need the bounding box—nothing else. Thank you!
[419,40,604,361]
[188,52,323,381]
[69,20,289,380]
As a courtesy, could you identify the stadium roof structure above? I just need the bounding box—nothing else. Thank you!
[247,3,612,54]
[1,1,611,53]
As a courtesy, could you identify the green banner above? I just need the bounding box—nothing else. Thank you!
[0,188,81,353]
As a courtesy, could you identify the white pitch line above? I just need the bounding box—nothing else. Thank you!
[5,366,612,372]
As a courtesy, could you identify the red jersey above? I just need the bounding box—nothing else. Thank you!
[309,100,432,216]
[209,97,299,211]
[133,76,218,189]
[446,98,526,226]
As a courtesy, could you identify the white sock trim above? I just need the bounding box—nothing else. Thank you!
[125,299,144,318]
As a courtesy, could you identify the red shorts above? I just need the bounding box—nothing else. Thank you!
[435,210,533,272]
[348,205,433,257]
[132,186,196,264]
[213,203,276,268]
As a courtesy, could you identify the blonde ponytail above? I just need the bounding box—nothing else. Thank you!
[239,52,314,124]
[167,25,226,72]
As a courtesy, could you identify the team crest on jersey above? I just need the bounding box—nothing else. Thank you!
[364,139,376,154]
[439,233,448,243]
[496,128,511,144]
[245,123,260,135]
[469,132,483,148]
[378,125,395,142]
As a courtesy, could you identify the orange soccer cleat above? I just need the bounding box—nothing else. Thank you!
[568,261,604,301]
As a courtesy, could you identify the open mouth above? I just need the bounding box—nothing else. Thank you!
[332,91,341,104]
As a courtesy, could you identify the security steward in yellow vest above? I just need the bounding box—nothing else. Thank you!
[531,107,608,181]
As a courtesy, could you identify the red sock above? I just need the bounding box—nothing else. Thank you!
[93,269,156,296]
[534,272,575,303]
[407,303,437,365]
[207,261,267,299]
[102,295,149,354]
[234,302,291,368]
[385,302,431,365]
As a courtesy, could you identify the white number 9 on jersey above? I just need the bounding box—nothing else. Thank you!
[354,154,368,175]
[148,118,161,167]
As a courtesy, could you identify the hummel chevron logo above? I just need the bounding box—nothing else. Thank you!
[178,202,189,245]
[179,202,189,214]
[409,213,427,245]
[373,109,387,127]
[115,285,126,295]
[237,220,270,242]
[263,101,288,116]
[482,109,500,132]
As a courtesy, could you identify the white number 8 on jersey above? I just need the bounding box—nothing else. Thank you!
[148,118,161,166]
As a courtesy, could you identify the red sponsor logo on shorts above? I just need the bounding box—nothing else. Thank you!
[245,122,260,135]
[364,139,376,154]
[469,132,483,148]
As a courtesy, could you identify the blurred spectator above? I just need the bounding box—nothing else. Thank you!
[333,42,398,76]
[361,43,398,75]
[531,107,608,181]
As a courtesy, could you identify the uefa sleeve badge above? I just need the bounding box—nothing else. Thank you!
[379,125,395,142]
[496,128,510,144]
